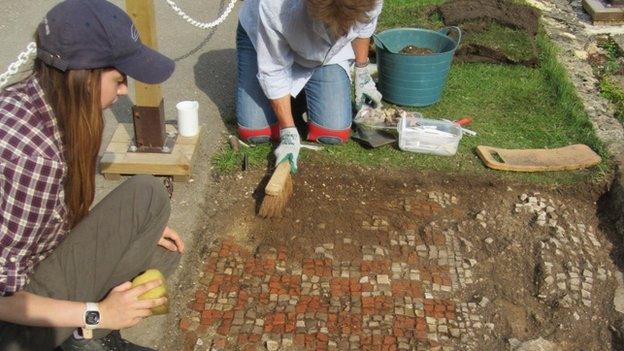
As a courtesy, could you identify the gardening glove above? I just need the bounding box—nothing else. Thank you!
[355,62,383,111]
[274,127,300,174]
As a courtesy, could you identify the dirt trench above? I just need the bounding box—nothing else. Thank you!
[166,158,624,351]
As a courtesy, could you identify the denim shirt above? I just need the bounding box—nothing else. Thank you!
[239,0,383,99]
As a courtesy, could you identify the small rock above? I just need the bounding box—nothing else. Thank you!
[574,50,588,60]
[586,42,599,55]
[512,337,561,351]
[479,297,490,307]
[614,277,624,314]
[266,340,280,351]
[561,32,576,40]
[485,238,494,244]
[377,274,391,285]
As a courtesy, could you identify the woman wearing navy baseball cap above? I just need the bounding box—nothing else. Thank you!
[0,1,182,350]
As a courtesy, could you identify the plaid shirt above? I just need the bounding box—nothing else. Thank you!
[0,76,68,296]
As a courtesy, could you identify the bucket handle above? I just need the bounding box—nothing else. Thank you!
[438,26,462,49]
[372,34,397,54]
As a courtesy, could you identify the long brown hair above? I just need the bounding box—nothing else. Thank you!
[34,58,104,228]
[306,0,378,38]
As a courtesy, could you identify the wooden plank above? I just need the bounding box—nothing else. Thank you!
[582,0,624,24]
[100,124,201,181]
[476,144,601,172]
[126,0,163,107]
[103,174,122,181]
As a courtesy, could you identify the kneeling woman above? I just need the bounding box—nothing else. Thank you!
[236,0,384,173]
[0,1,184,350]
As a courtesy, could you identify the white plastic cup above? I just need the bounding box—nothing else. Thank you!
[176,101,199,137]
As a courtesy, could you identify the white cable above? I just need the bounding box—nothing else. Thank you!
[0,42,37,89]
[164,0,238,30]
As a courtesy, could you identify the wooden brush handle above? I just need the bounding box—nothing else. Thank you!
[265,162,291,196]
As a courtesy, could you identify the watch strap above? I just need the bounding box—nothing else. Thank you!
[82,328,93,340]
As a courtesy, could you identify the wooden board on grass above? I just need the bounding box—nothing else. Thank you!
[582,0,624,25]
[476,144,601,172]
[100,123,201,181]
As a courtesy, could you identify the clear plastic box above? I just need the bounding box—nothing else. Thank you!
[397,116,463,156]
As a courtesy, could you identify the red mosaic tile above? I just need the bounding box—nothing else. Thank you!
[178,317,191,332]
[183,332,197,351]
[181,228,469,350]
[212,336,227,349]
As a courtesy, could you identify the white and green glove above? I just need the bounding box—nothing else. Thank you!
[274,127,300,174]
[354,62,383,111]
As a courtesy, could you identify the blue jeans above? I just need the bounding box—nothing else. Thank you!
[236,23,352,144]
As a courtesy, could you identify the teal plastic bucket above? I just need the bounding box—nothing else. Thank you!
[373,27,461,107]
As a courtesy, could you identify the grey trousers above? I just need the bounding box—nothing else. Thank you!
[0,175,181,351]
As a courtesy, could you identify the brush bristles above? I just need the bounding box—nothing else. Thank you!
[259,174,293,218]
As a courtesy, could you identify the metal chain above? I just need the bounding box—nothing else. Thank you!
[0,42,37,89]
[1,0,238,88]
[173,0,225,62]
[164,0,238,29]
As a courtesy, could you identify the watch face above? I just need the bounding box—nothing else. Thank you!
[85,311,100,326]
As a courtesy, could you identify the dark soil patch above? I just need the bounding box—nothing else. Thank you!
[435,0,540,66]
[457,43,537,66]
[400,45,434,56]
[439,0,539,35]
[167,156,622,350]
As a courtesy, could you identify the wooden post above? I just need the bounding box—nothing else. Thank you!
[126,0,166,150]
[99,0,201,181]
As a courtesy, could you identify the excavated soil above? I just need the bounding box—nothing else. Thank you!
[439,0,539,35]
[400,45,434,56]
[437,0,540,66]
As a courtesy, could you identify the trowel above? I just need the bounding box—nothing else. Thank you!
[351,123,397,148]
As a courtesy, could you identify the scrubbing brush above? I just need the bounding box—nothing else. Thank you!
[258,162,293,218]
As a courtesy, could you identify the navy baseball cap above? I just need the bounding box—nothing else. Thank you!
[36,0,174,84]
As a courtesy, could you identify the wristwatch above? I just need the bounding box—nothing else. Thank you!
[82,302,100,339]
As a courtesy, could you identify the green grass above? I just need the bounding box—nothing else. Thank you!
[213,1,612,185]
[600,78,624,122]
[375,0,444,31]
[595,38,624,123]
